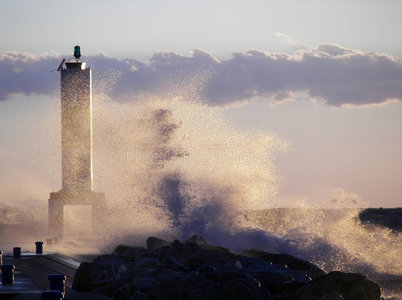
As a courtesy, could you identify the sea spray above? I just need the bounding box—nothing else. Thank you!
[92,97,286,239]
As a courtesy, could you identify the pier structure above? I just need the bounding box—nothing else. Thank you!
[49,46,106,238]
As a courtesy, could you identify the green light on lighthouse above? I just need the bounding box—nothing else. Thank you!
[74,45,81,59]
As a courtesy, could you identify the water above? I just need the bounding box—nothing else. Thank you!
[0,96,401,298]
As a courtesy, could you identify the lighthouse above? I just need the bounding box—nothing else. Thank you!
[61,45,93,192]
[49,46,106,238]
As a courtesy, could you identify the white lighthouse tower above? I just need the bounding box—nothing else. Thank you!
[60,45,93,192]
[49,46,106,238]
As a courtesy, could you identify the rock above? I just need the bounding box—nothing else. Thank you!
[290,271,381,300]
[112,282,137,300]
[317,291,345,300]
[200,244,231,254]
[171,239,186,251]
[243,249,325,279]
[185,234,230,253]
[148,270,273,300]
[158,255,188,271]
[198,264,215,273]
[359,208,402,232]
[72,262,92,292]
[134,257,163,270]
[93,254,130,268]
[113,244,146,254]
[109,277,135,291]
[185,234,208,246]
[146,236,171,250]
[243,249,325,273]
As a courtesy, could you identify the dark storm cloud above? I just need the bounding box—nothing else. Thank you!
[1,45,402,107]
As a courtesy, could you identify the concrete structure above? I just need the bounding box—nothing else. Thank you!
[49,46,106,238]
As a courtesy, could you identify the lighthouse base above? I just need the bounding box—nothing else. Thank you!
[48,191,107,238]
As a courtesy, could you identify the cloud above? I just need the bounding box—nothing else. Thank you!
[0,51,60,100]
[1,45,402,108]
[274,32,309,51]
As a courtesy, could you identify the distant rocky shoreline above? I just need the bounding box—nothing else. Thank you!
[73,235,381,300]
[359,208,402,232]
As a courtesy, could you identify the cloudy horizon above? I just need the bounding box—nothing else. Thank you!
[1,44,402,108]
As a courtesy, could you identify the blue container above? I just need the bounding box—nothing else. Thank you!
[1,264,15,285]
[48,274,67,296]
[35,241,43,255]
[41,290,63,300]
[13,247,21,258]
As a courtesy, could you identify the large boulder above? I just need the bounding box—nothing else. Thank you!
[146,236,172,250]
[289,271,381,300]
[185,234,208,246]
[243,249,325,279]
[72,262,92,292]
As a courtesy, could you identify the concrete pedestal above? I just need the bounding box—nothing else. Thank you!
[48,191,107,238]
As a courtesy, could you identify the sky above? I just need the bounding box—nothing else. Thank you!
[0,0,401,207]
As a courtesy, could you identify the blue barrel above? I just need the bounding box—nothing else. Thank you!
[35,241,43,255]
[13,247,21,258]
[41,290,63,300]
[48,274,67,296]
[1,264,15,285]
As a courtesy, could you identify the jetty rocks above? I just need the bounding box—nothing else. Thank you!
[359,207,402,232]
[73,235,381,300]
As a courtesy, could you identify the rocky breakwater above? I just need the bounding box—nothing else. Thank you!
[359,208,402,232]
[72,235,381,300]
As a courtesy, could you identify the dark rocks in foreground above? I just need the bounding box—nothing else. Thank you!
[73,235,381,300]
[359,208,402,232]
